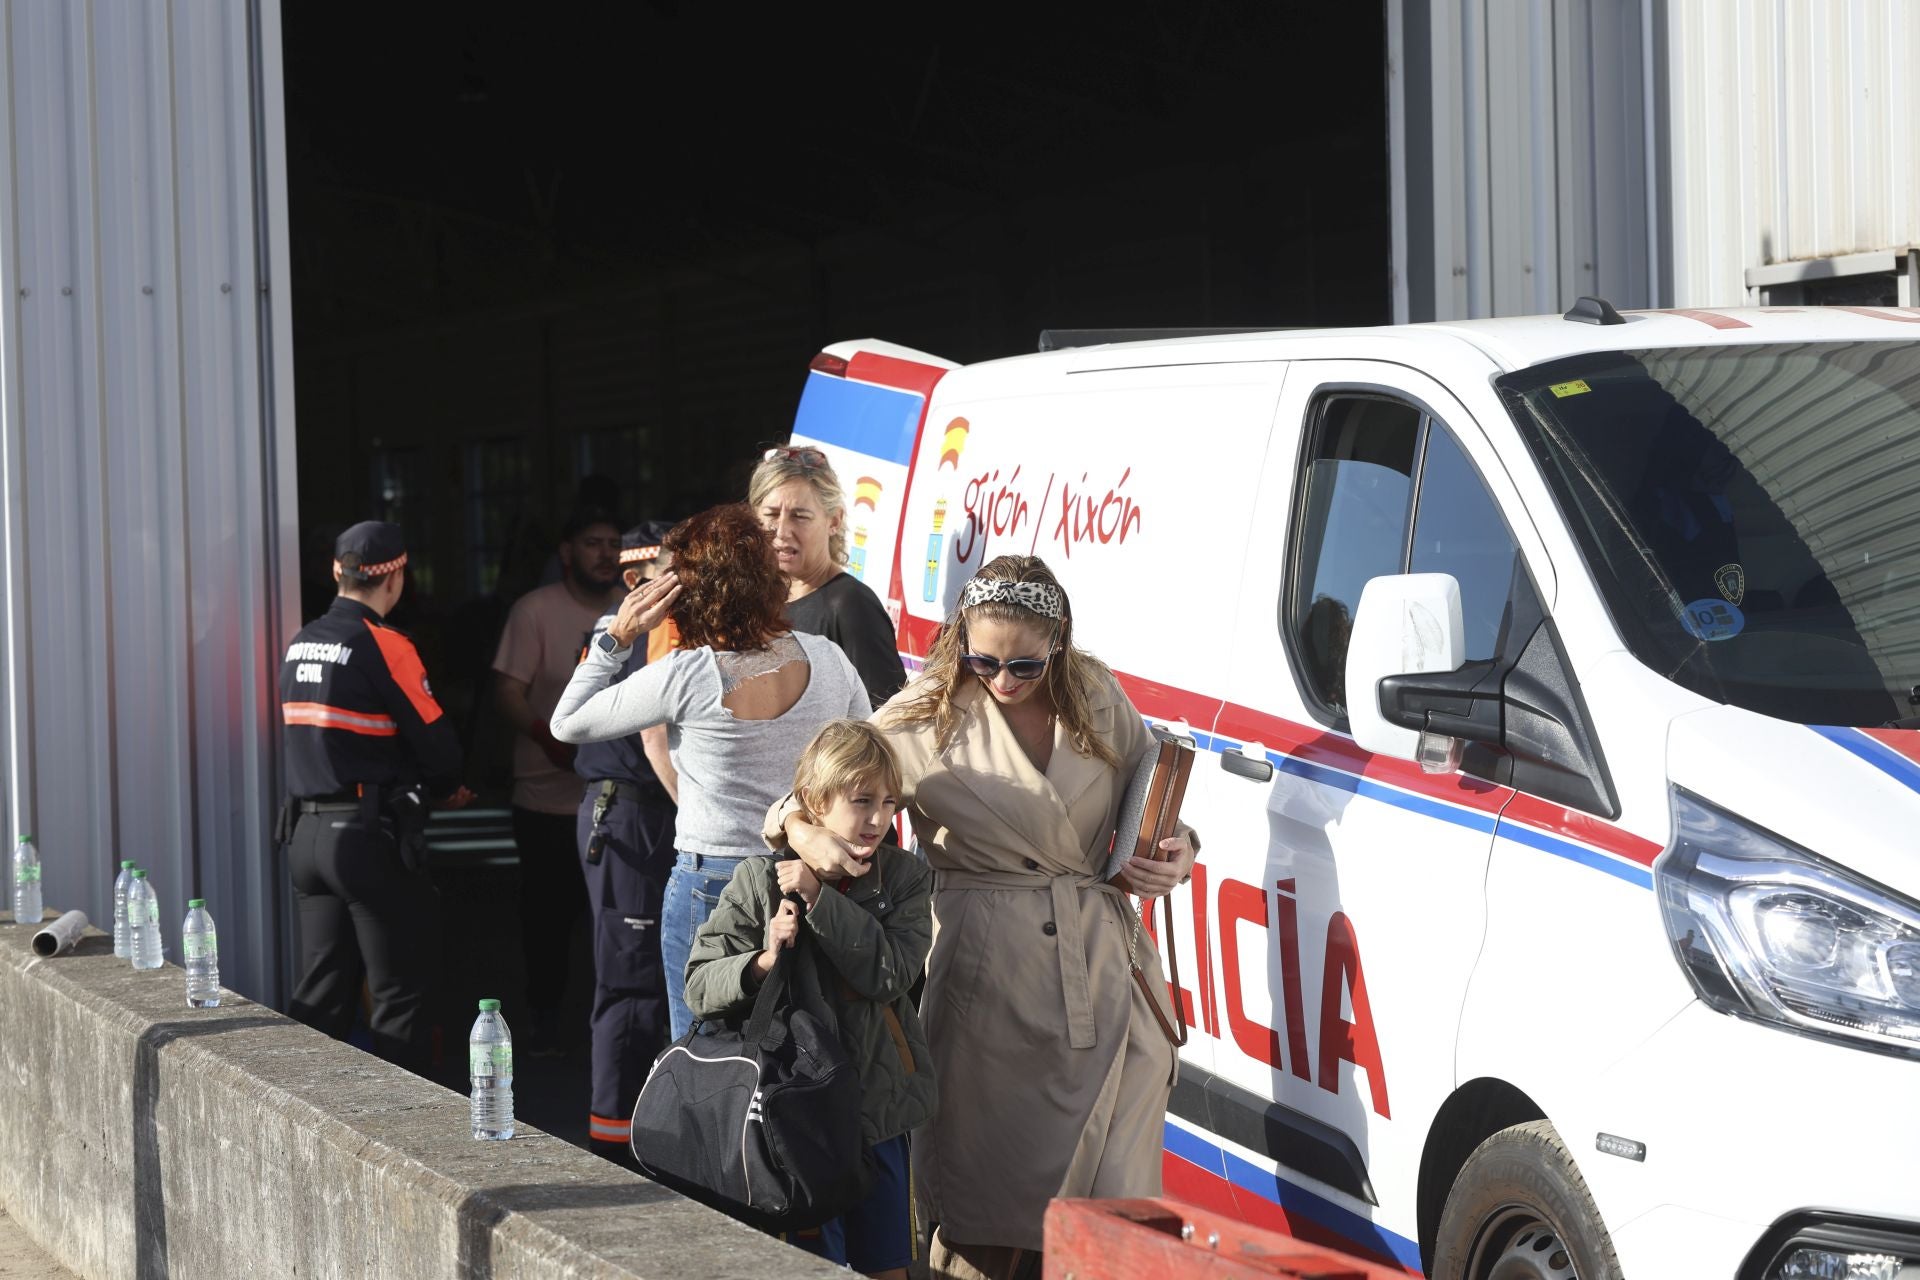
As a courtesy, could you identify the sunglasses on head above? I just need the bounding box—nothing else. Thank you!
[764,445,828,468]
[960,651,1054,682]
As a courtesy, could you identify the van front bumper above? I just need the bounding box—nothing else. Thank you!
[1572,1001,1920,1278]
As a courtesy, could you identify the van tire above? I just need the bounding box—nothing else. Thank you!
[1431,1120,1621,1280]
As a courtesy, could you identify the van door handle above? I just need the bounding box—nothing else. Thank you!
[1220,746,1274,783]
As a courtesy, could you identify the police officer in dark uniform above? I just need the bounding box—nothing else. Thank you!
[575,521,678,1162]
[279,521,470,1072]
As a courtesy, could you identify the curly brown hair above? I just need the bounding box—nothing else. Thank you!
[662,504,788,652]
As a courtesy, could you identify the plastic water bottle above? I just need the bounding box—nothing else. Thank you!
[128,870,163,970]
[183,899,219,1007]
[12,836,40,926]
[113,860,137,958]
[469,999,514,1140]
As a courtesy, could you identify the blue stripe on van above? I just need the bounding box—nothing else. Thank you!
[1494,823,1654,889]
[1208,734,1499,836]
[1165,1122,1425,1273]
[1202,733,1651,888]
[1812,725,1920,797]
[792,370,924,463]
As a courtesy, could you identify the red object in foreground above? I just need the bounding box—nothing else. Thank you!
[1044,1197,1408,1280]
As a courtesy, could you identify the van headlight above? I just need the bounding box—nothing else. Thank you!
[1658,789,1920,1058]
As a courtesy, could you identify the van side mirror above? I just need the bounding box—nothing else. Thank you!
[1345,571,1618,815]
[1344,574,1468,766]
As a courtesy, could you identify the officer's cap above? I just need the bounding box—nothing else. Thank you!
[619,519,675,566]
[334,521,408,579]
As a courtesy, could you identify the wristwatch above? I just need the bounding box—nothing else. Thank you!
[596,630,626,656]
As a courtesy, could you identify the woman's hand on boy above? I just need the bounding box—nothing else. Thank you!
[783,813,872,881]
[776,858,822,908]
[753,898,803,979]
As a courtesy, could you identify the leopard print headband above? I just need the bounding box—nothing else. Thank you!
[959,576,1064,619]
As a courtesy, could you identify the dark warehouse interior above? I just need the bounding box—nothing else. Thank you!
[277,1,1390,1133]
[281,2,1390,793]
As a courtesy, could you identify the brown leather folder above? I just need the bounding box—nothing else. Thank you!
[1109,730,1195,1052]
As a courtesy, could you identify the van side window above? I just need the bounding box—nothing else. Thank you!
[1289,398,1422,710]
[1287,393,1523,719]
[1408,428,1523,662]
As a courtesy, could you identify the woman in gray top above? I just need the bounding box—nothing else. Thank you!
[552,504,870,1039]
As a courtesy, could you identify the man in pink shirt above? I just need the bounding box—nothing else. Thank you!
[492,509,623,1049]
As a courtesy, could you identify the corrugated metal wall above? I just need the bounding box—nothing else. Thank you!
[1397,0,1920,320]
[1663,0,1920,306]
[1394,0,1654,320]
[0,0,299,1003]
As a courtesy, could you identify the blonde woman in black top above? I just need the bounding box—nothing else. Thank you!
[750,445,907,708]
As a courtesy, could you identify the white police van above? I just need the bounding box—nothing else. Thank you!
[787,302,1920,1279]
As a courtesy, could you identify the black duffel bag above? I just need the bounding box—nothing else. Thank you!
[630,922,870,1232]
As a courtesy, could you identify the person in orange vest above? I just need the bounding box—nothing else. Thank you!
[278,521,472,1071]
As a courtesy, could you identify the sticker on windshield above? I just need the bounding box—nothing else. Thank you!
[1680,598,1745,642]
[1714,563,1746,605]
[1549,379,1592,398]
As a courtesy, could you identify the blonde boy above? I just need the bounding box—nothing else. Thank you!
[684,720,936,1279]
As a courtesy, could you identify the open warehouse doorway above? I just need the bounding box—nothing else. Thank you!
[277,4,1390,1112]
[282,8,1391,773]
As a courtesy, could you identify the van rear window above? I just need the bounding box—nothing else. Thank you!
[1499,341,1920,727]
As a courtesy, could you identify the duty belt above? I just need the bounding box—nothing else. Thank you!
[586,779,648,804]
[584,778,656,864]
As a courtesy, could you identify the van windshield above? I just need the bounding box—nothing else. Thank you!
[1498,341,1920,727]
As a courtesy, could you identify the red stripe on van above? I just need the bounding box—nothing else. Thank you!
[1209,701,1511,815]
[1501,794,1661,867]
[1829,306,1920,324]
[899,619,1656,867]
[847,350,951,397]
[1642,308,1752,330]
[1858,726,1920,767]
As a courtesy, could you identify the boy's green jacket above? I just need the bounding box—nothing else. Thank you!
[684,848,938,1145]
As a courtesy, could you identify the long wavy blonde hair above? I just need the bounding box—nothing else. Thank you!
[886,555,1121,768]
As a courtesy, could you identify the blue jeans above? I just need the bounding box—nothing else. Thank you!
[784,1134,913,1272]
[661,850,750,1040]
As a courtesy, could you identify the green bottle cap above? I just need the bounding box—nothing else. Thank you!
[18,835,30,844]
[122,860,136,870]
[131,869,147,879]
[188,898,205,908]
[477,998,501,1012]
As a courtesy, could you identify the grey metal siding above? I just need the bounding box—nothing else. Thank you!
[1394,0,1653,321]
[0,0,298,1003]
[1664,0,1920,304]
[1398,0,1920,320]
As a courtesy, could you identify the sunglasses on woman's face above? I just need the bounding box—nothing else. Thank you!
[763,445,828,468]
[961,651,1054,682]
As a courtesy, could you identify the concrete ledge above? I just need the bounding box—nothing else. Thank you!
[0,917,841,1279]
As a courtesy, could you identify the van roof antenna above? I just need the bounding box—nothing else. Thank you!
[1563,296,1627,325]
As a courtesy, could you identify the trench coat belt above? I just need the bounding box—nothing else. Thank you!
[934,867,1126,1050]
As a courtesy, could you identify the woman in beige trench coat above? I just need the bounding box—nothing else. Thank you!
[776,554,1197,1280]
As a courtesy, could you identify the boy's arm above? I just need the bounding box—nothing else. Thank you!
[683,865,773,1022]
[802,857,931,1003]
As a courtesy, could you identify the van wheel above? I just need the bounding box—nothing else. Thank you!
[1431,1120,1621,1280]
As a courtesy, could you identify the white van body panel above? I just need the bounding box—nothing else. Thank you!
[790,307,1920,1276]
